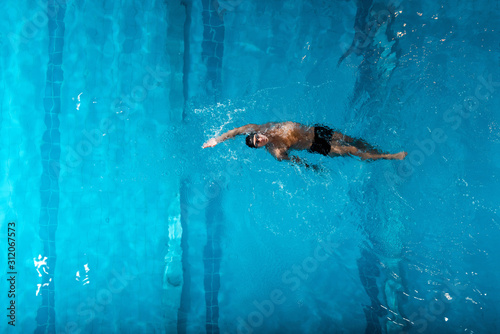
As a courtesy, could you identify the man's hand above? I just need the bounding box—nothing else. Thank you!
[291,156,323,172]
[202,138,218,148]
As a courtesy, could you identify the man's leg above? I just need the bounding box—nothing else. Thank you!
[332,132,383,154]
[352,148,407,160]
[330,145,405,160]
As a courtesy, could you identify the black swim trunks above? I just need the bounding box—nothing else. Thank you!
[308,125,334,156]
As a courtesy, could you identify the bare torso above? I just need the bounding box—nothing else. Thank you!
[260,122,315,152]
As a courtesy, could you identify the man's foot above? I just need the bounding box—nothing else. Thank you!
[392,151,407,160]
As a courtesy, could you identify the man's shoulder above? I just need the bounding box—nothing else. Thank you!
[267,145,289,161]
[267,144,288,154]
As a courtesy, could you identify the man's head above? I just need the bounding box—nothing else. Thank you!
[245,133,268,148]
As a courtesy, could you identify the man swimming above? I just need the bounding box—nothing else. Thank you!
[202,122,407,167]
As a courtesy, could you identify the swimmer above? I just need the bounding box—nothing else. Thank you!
[202,122,407,168]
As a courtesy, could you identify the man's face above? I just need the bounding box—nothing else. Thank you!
[253,133,269,148]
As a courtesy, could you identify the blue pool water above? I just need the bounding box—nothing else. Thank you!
[1,0,499,333]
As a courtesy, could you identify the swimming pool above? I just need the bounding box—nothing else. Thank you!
[1,0,499,333]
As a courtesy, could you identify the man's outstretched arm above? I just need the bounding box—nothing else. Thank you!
[202,124,258,148]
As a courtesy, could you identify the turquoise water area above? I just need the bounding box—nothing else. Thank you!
[1,0,499,333]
